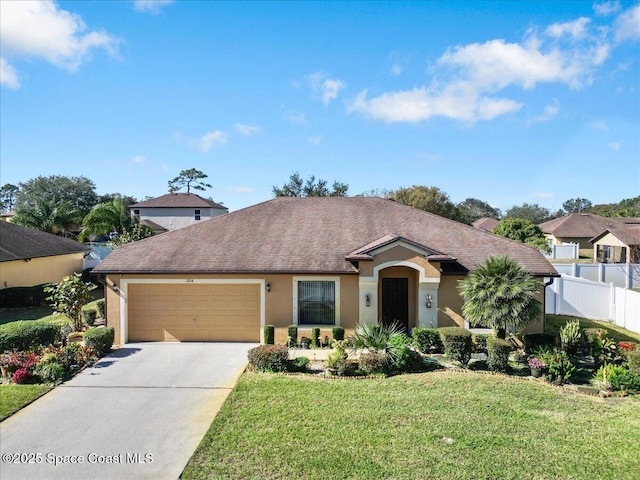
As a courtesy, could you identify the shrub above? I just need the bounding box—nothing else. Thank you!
[83,327,114,356]
[311,328,320,348]
[596,364,640,392]
[487,337,512,372]
[0,284,48,308]
[353,322,403,352]
[522,333,556,354]
[96,299,106,318]
[628,350,640,375]
[332,326,345,342]
[0,351,40,376]
[358,352,388,375]
[247,345,289,372]
[82,310,97,327]
[288,356,309,373]
[538,349,576,384]
[412,328,444,354]
[387,335,423,374]
[263,325,275,345]
[473,334,490,353]
[287,325,298,347]
[34,361,66,383]
[0,320,59,352]
[439,327,473,366]
[559,320,581,354]
[45,273,97,332]
[12,367,32,384]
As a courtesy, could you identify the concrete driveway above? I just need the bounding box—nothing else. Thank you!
[0,342,256,480]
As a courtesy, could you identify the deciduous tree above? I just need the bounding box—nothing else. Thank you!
[16,175,98,219]
[503,203,554,224]
[562,198,592,214]
[392,185,466,222]
[0,184,19,212]
[45,273,97,332]
[493,218,550,254]
[457,197,501,222]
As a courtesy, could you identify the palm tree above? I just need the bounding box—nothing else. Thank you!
[13,199,78,234]
[79,196,132,241]
[458,256,542,339]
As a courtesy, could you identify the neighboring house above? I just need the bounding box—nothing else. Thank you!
[0,211,16,223]
[130,193,228,233]
[472,217,500,232]
[93,197,558,346]
[539,213,640,250]
[591,224,640,264]
[0,221,89,290]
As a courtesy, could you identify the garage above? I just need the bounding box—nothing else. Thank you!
[127,283,261,342]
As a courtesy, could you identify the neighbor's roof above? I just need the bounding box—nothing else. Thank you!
[130,193,227,210]
[591,224,640,246]
[472,217,500,232]
[94,197,557,276]
[0,221,89,262]
[539,213,639,239]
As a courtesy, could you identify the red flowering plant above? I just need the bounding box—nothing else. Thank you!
[618,342,637,361]
[0,351,40,383]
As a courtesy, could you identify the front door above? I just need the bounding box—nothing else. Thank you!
[381,278,409,332]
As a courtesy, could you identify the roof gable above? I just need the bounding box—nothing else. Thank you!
[131,193,227,210]
[539,213,633,239]
[0,222,88,262]
[346,233,444,261]
[94,197,557,276]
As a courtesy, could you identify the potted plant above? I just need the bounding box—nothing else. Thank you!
[528,357,548,378]
[300,336,311,349]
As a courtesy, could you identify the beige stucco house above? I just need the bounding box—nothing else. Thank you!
[591,224,640,264]
[93,197,557,346]
[130,193,227,233]
[0,221,89,290]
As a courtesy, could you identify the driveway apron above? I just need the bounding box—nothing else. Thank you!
[0,342,256,480]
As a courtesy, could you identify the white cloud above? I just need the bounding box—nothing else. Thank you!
[614,4,640,42]
[546,17,591,40]
[194,131,228,152]
[608,141,622,151]
[228,186,254,193]
[0,0,119,83]
[390,64,403,76]
[306,72,345,106]
[234,123,261,136]
[132,155,146,164]
[533,101,560,122]
[307,135,322,145]
[590,119,608,130]
[133,0,175,14]
[0,58,19,88]
[594,1,621,16]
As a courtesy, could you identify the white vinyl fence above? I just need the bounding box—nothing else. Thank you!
[551,263,640,290]
[545,275,640,334]
[82,244,113,270]
[545,243,579,260]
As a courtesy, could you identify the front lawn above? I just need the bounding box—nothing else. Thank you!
[0,384,52,421]
[182,372,640,480]
[546,314,640,343]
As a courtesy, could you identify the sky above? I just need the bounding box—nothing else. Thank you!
[1,0,639,213]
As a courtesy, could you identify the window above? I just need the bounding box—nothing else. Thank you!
[133,209,140,215]
[297,281,335,325]
[194,209,201,221]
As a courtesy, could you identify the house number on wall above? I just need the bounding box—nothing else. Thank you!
[186,279,194,283]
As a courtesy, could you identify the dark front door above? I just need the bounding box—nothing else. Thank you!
[381,278,409,332]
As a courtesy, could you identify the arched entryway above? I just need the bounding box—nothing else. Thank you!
[378,266,418,332]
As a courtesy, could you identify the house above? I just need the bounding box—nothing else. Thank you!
[591,224,640,264]
[93,197,557,346]
[129,193,228,233]
[472,217,500,232]
[539,213,640,250]
[0,211,16,223]
[0,221,89,290]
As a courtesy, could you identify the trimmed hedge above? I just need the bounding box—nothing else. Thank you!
[263,325,275,345]
[83,327,114,356]
[487,337,512,372]
[311,328,320,348]
[522,333,556,354]
[388,335,423,374]
[439,327,473,366]
[412,327,444,354]
[82,310,97,327]
[473,334,490,353]
[287,325,298,346]
[0,320,60,352]
[248,344,289,372]
[96,299,106,318]
[0,284,48,308]
[332,326,345,342]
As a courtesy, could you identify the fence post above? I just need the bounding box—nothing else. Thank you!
[572,263,578,277]
[609,282,616,321]
[626,263,632,290]
[573,243,578,260]
[555,277,563,315]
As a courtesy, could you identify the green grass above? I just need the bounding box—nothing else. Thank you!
[182,372,640,480]
[546,314,640,343]
[0,293,104,326]
[0,384,52,421]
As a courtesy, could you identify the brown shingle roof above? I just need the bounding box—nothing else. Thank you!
[94,197,557,276]
[131,193,227,210]
[591,224,640,246]
[472,217,500,231]
[0,221,88,262]
[539,213,634,239]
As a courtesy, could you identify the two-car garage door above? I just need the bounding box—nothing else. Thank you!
[127,283,260,342]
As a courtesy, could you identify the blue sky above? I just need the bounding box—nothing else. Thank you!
[1,0,639,213]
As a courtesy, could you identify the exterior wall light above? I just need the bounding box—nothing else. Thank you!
[365,294,371,307]
[426,294,432,308]
[110,283,119,293]
[266,282,271,292]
